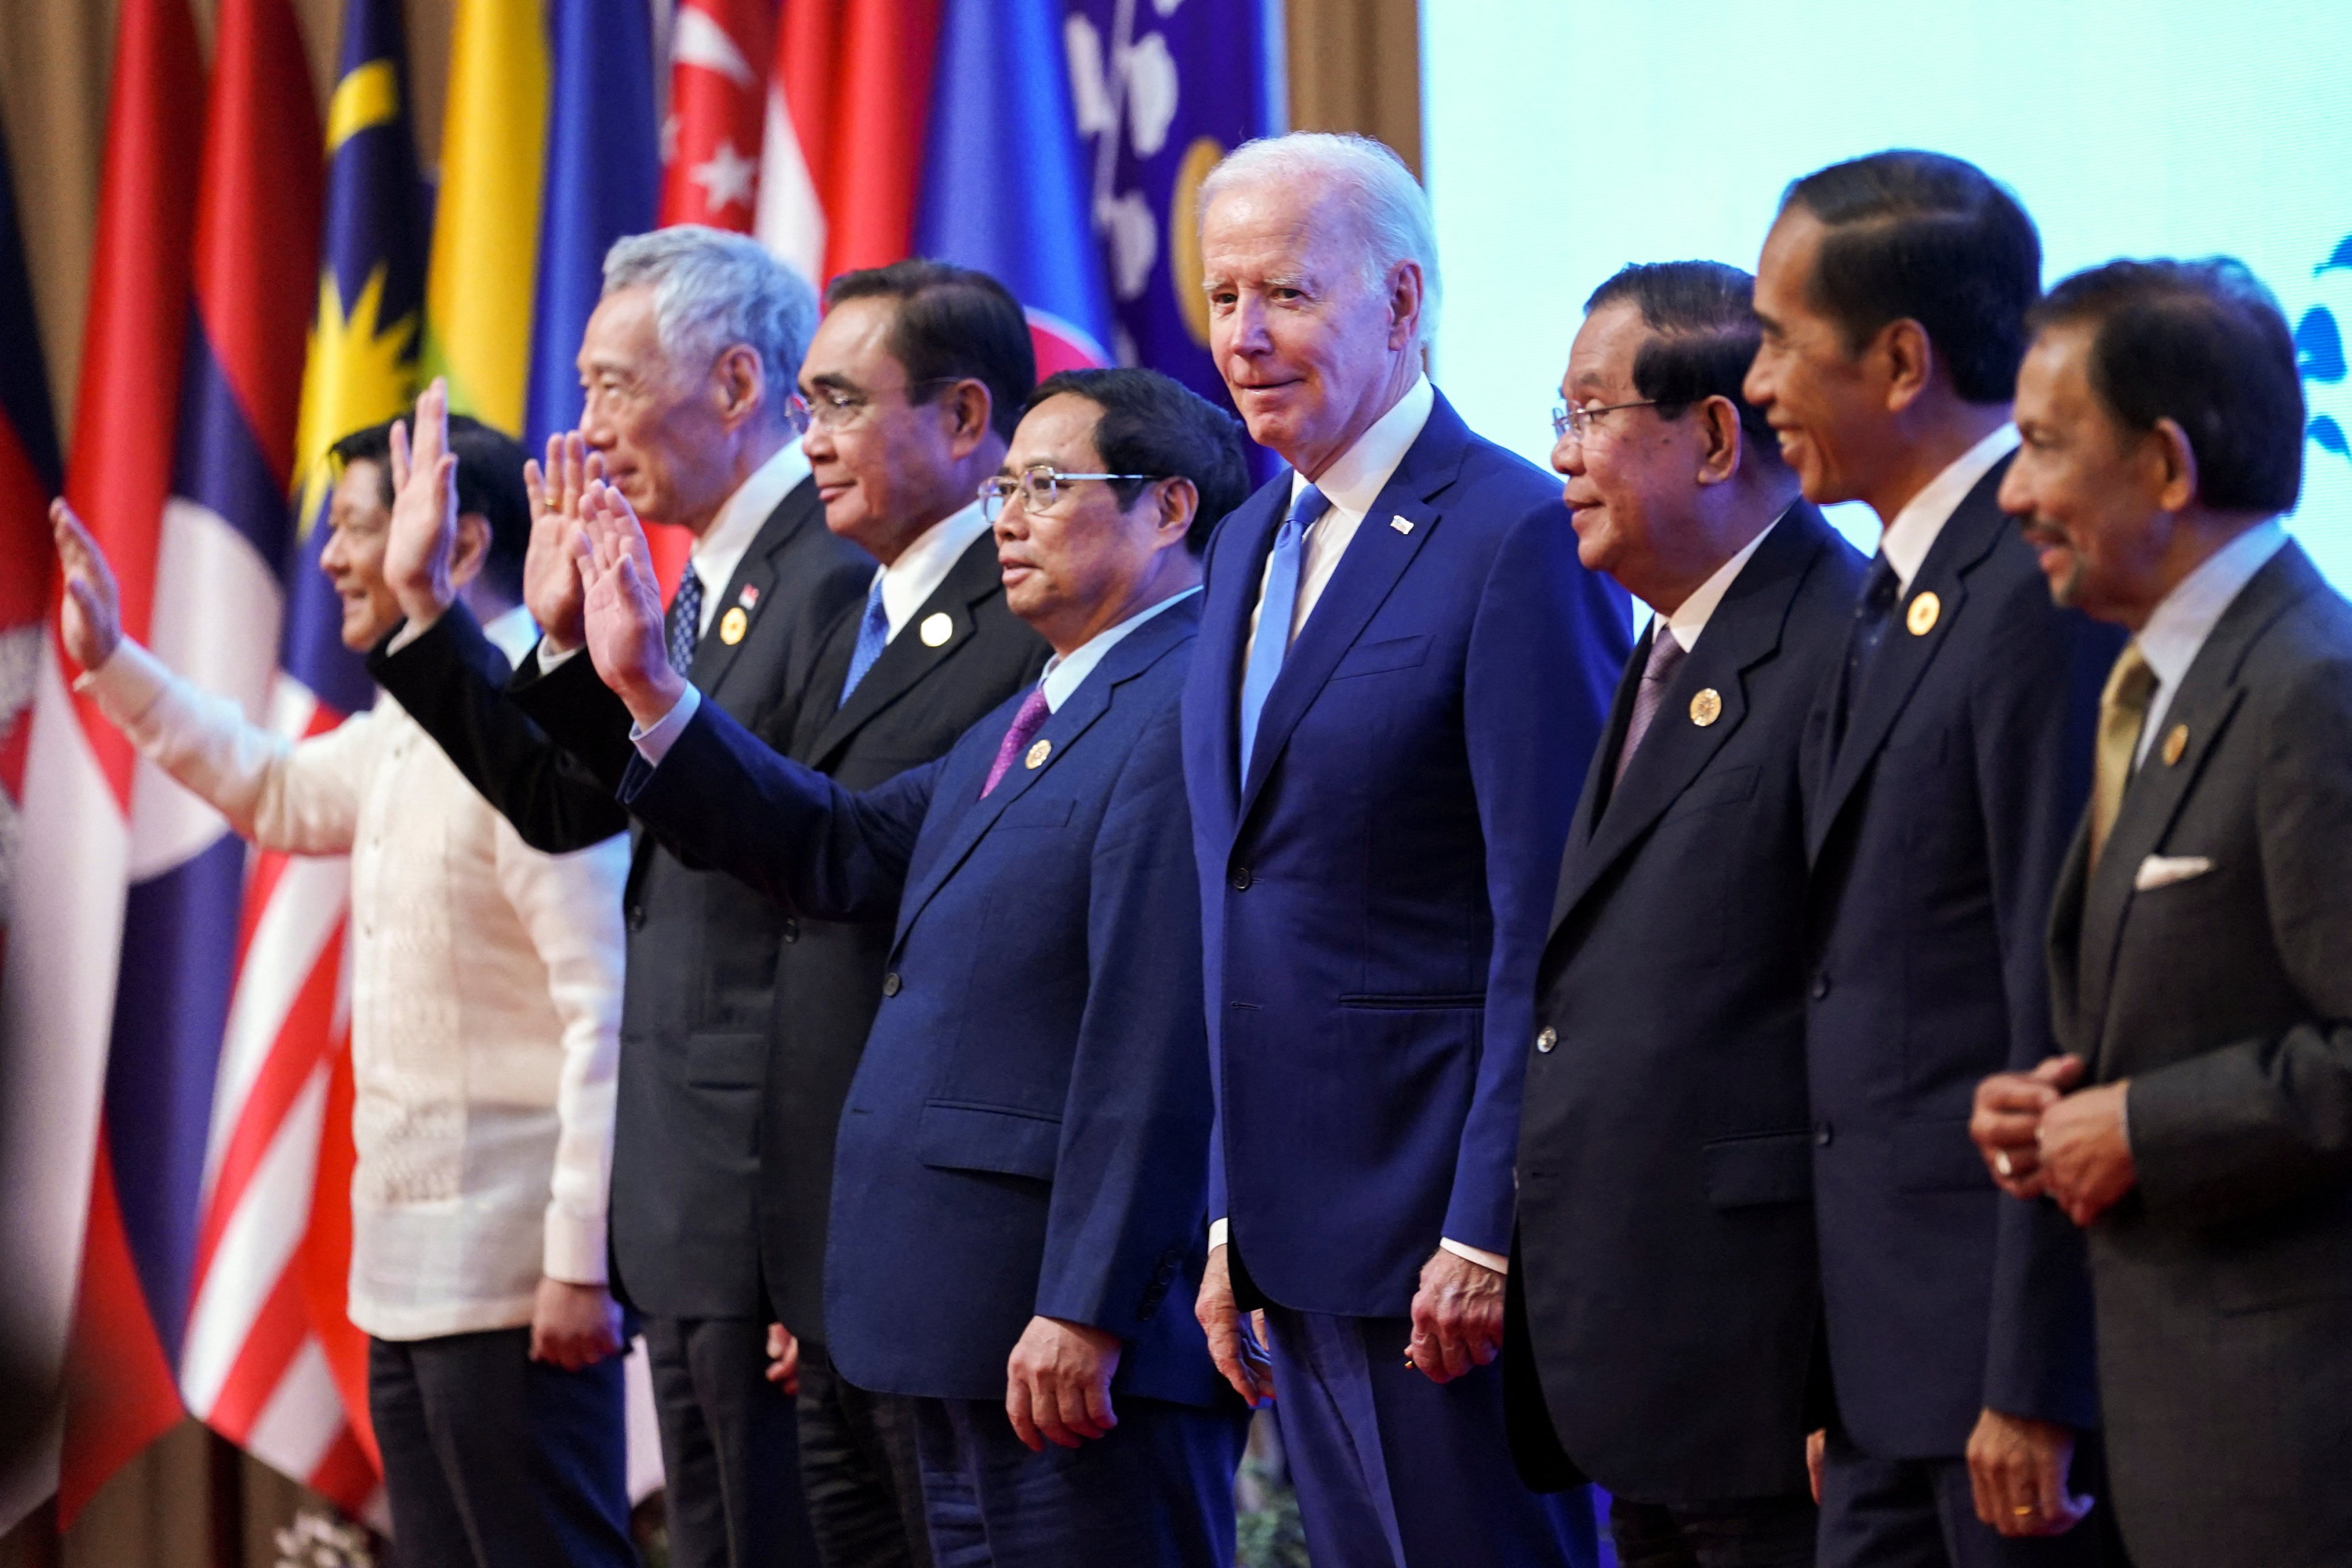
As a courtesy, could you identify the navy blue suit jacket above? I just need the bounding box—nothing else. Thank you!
[1512,503,1859,1502]
[621,598,1230,1408]
[1800,457,2124,1458]
[1181,389,1631,1316]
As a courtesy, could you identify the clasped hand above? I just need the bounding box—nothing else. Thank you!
[1969,1055,2135,1226]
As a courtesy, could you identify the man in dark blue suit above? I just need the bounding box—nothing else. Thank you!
[571,368,1256,1566]
[1743,150,2126,1568]
[1183,132,1629,1568]
[1511,261,1861,1568]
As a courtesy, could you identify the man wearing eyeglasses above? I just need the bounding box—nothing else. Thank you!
[372,234,1044,1568]
[587,367,1257,1564]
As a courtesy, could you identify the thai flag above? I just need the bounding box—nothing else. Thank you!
[0,0,204,1531]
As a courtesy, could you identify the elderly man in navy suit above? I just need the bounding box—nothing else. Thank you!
[1183,131,1629,1568]
[1511,261,1860,1568]
[571,367,1255,1566]
[1744,150,2125,1568]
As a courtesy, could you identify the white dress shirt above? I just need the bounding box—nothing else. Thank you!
[1656,511,1785,653]
[1218,375,1509,1275]
[2129,518,2288,766]
[80,637,631,1342]
[634,497,994,764]
[1875,422,2020,593]
[540,438,813,671]
[1036,587,1200,713]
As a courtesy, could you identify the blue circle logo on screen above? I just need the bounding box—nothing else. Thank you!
[2303,233,2352,461]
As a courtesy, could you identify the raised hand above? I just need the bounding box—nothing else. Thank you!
[51,499,125,672]
[573,479,683,725]
[384,377,460,628]
[523,430,604,652]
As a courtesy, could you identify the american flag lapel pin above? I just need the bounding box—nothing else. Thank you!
[1391,515,1414,535]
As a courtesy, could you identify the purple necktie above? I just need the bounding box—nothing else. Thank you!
[1613,625,1686,786]
[980,685,1052,798]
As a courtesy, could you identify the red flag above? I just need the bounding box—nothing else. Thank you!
[662,0,774,231]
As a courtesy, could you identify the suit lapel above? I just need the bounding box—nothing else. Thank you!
[808,532,999,763]
[2076,543,2318,1064]
[893,601,1200,946]
[1550,506,1824,933]
[1807,461,2011,863]
[1235,395,1472,821]
[1197,481,1286,828]
[687,477,822,701]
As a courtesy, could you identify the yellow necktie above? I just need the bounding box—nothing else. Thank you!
[2090,640,2156,871]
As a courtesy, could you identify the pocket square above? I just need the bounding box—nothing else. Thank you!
[2134,853,2214,891]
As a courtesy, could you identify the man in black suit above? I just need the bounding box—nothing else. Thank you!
[374,234,1044,1567]
[1743,153,2125,1568]
[1511,261,1859,1568]
[1973,259,2352,1567]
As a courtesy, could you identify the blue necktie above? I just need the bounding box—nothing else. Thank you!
[666,568,704,676]
[1832,554,1902,758]
[1237,484,1329,781]
[837,575,891,707]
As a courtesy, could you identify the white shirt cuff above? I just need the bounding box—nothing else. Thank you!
[536,637,585,673]
[1208,1217,1229,1250]
[1439,1237,1508,1275]
[542,1204,609,1287]
[629,683,702,765]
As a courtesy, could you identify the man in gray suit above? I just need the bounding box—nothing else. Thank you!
[1972,257,2352,1568]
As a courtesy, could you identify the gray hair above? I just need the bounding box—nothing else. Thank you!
[1199,132,1441,347]
[601,226,818,407]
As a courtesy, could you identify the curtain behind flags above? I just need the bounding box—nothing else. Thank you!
[0,0,204,1534]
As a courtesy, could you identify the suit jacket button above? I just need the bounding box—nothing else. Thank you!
[1534,1026,1558,1054]
[782,917,799,943]
[1809,971,1830,1001]
[625,905,647,932]
[1814,1120,1833,1147]
[881,972,902,998]
[1230,866,1252,891]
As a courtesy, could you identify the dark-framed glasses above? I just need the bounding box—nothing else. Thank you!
[1551,399,1660,443]
[978,466,1161,523]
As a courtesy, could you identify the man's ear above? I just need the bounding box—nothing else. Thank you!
[1876,318,1935,414]
[713,343,766,426]
[1694,396,1742,486]
[942,380,995,458]
[1385,261,1425,353]
[449,512,493,590]
[2150,417,2200,513]
[1155,476,1200,547]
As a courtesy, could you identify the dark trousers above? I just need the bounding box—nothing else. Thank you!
[910,1392,1249,1567]
[1261,1305,1599,1568]
[1818,1431,2127,1568]
[368,1328,634,1568]
[1612,1493,1817,1568]
[796,1337,934,1568]
[643,1314,819,1568]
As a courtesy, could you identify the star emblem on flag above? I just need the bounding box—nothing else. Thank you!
[690,137,759,215]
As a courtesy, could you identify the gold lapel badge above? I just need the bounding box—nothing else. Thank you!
[718,606,749,646]
[1689,688,1723,727]
[2162,724,2188,766]
[1906,591,1941,636]
[1025,739,1052,770]
[920,611,954,647]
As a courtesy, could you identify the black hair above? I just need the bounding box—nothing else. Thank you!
[823,259,1036,441]
[1022,368,1252,555]
[2029,257,2303,515]
[1780,149,2041,404]
[330,414,532,598]
[1584,260,1781,460]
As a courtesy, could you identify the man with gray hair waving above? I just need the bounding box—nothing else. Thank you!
[1182,132,1629,1567]
[373,226,873,1567]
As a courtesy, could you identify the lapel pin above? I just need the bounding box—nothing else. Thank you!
[1906,591,1941,636]
[920,611,954,648]
[718,606,749,646]
[736,583,760,609]
[2162,724,2188,766]
[1391,515,1414,535]
[1689,688,1723,727]
[1025,739,1052,770]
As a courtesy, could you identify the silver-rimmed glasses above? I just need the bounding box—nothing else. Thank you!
[978,466,1162,523]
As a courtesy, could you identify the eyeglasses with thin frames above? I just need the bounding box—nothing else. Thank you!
[1551,399,1660,443]
[785,376,968,434]
[978,466,1163,523]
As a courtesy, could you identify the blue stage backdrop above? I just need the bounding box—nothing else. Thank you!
[1421,0,2352,585]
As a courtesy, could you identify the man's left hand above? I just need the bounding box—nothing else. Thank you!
[384,378,461,629]
[1407,1247,1503,1384]
[1965,1408,2095,1537]
[2037,1080,2135,1227]
[1005,1316,1122,1452]
[529,1278,624,1372]
[574,480,686,726]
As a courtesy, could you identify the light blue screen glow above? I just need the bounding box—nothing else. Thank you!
[1421,2,2352,580]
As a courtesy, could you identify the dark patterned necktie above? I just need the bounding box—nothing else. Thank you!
[666,568,704,675]
[1613,625,1686,786]
[1831,554,1901,758]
